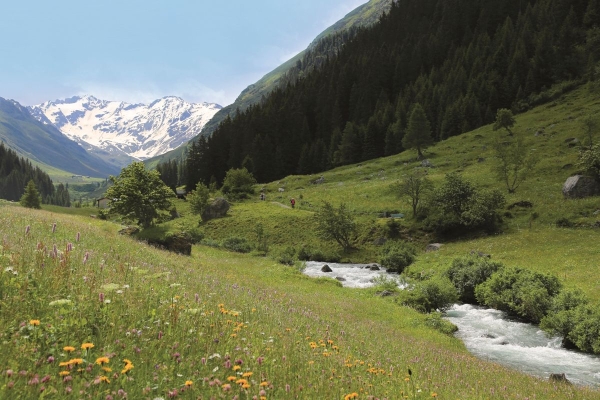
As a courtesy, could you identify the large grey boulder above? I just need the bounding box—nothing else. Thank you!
[426,243,443,252]
[562,175,600,199]
[201,198,230,221]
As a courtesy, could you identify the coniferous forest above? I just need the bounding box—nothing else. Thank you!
[0,143,70,206]
[166,0,600,189]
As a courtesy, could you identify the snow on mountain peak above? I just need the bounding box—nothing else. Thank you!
[28,96,222,162]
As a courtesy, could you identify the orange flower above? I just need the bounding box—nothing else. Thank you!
[185,380,193,387]
[232,365,241,371]
[81,343,94,350]
[260,381,269,387]
[63,346,75,352]
[227,376,237,382]
[59,371,70,376]
[242,372,253,378]
[70,358,84,365]
[99,375,110,383]
[29,319,40,326]
[95,356,110,365]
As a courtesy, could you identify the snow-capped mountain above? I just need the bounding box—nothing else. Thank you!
[28,95,221,163]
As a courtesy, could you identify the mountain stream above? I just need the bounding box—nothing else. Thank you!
[302,261,600,387]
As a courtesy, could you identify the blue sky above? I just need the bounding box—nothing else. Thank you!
[0,0,367,106]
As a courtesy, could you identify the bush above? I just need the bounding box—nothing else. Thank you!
[222,237,252,253]
[314,201,356,252]
[446,255,504,303]
[277,246,296,265]
[379,241,417,273]
[399,276,458,313]
[189,183,210,215]
[297,246,341,262]
[383,219,402,239]
[424,312,458,335]
[540,289,589,349]
[475,267,561,323]
[555,217,574,228]
[577,144,600,181]
[221,168,257,200]
[425,173,505,235]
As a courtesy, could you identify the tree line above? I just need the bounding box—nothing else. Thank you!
[0,142,70,206]
[159,0,599,191]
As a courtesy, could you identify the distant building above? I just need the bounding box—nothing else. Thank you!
[96,197,111,209]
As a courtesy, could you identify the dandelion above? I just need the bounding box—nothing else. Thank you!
[260,381,269,387]
[63,346,75,353]
[185,380,193,387]
[99,375,110,383]
[81,343,94,351]
[242,372,253,378]
[70,358,84,365]
[232,365,241,371]
[121,359,134,374]
[431,393,438,398]
[59,371,70,377]
[102,367,112,373]
[95,357,110,365]
[30,319,40,326]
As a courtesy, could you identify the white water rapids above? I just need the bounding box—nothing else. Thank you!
[302,261,600,387]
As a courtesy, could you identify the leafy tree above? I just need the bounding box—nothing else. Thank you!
[492,133,538,193]
[379,241,417,273]
[393,173,433,218]
[581,115,599,149]
[314,201,356,252]
[20,180,41,209]
[402,103,433,159]
[577,144,600,181]
[221,168,257,200]
[188,182,210,217]
[105,162,175,228]
[493,108,516,136]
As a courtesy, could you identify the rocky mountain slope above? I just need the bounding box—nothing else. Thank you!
[29,95,221,165]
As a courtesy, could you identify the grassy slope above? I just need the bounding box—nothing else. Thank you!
[0,202,597,399]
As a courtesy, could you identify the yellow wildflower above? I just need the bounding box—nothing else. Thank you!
[70,358,84,365]
[242,372,253,378]
[232,365,241,371]
[81,343,94,350]
[102,367,112,373]
[29,319,40,326]
[99,375,110,383]
[185,380,193,387]
[63,346,75,352]
[242,383,251,389]
[227,376,237,382]
[235,379,248,385]
[260,381,269,387]
[59,371,70,376]
[59,361,70,367]
[95,356,110,365]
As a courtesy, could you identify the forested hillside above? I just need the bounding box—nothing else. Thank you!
[178,0,599,187]
[0,143,70,206]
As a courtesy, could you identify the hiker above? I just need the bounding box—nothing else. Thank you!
[290,198,295,208]
[260,193,265,201]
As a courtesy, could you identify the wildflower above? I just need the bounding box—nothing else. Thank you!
[52,222,57,233]
[221,383,232,392]
[30,319,40,326]
[59,361,70,367]
[76,232,80,242]
[232,365,241,371]
[47,356,55,363]
[431,393,438,398]
[59,371,70,377]
[242,372,253,378]
[227,376,237,382]
[70,358,84,365]
[260,381,269,387]
[95,357,110,365]
[344,393,359,400]
[185,380,193,387]
[99,375,110,383]
[102,367,112,373]
[25,225,30,235]
[99,293,105,302]
[121,359,134,374]
[235,379,248,386]
[81,343,94,351]
[242,383,251,389]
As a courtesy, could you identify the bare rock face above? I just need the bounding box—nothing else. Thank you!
[201,198,230,221]
[562,175,600,199]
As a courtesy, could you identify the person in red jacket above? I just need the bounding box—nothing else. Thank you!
[290,198,295,208]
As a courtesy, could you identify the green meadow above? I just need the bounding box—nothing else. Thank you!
[1,84,600,398]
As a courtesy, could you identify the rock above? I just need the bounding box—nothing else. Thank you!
[535,130,545,137]
[470,250,491,258]
[562,163,573,170]
[421,159,433,168]
[321,265,332,273]
[119,226,140,235]
[507,200,534,209]
[549,373,571,384]
[166,232,193,256]
[313,176,325,184]
[567,138,580,147]
[201,198,230,221]
[426,243,443,252]
[378,290,394,297]
[562,175,600,199]
[564,137,576,143]
[335,276,346,281]
[373,237,387,246]
[594,210,600,216]
[369,265,380,271]
[278,188,285,192]
[483,333,496,339]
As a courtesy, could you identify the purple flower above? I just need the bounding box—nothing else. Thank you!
[99,293,105,302]
[47,356,55,363]
[76,232,80,242]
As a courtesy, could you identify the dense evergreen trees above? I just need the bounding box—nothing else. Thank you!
[181,0,598,188]
[0,142,70,206]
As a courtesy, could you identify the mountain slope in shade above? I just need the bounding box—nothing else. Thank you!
[145,0,392,168]
[29,95,221,163]
[0,97,121,177]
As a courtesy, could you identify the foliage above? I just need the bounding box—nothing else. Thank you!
[393,173,433,217]
[313,201,356,252]
[19,180,42,209]
[577,144,600,181]
[492,133,539,193]
[221,236,253,253]
[425,173,505,234]
[221,168,257,200]
[254,223,269,254]
[379,241,417,273]
[188,182,210,216]
[492,109,516,136]
[105,162,175,229]
[297,246,341,263]
[399,276,459,313]
[371,274,403,292]
[424,312,458,336]
[581,115,599,149]
[383,219,402,239]
[540,289,589,346]
[475,267,562,324]
[446,255,504,304]
[277,246,296,265]
[402,103,433,159]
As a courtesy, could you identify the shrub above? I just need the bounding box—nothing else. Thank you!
[540,289,589,348]
[383,219,402,239]
[425,173,505,235]
[568,305,600,354]
[399,276,458,313]
[379,241,417,273]
[371,274,403,292]
[297,246,341,263]
[277,246,296,265]
[475,267,561,323]
[222,237,252,253]
[555,217,574,228]
[446,255,504,303]
[424,312,459,335]
[189,183,210,215]
[221,168,257,200]
[577,144,600,181]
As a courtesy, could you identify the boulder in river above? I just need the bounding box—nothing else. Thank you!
[321,265,332,273]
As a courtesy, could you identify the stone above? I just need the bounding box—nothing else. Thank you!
[278,188,285,192]
[201,198,230,221]
[321,265,332,273]
[562,163,573,170]
[166,233,192,256]
[593,210,600,216]
[369,265,380,271]
[562,175,600,199]
[477,157,485,163]
[378,290,394,297]
[313,176,325,184]
[564,137,576,143]
[421,159,433,168]
[335,276,346,281]
[426,243,443,252]
[568,138,580,147]
[549,373,571,384]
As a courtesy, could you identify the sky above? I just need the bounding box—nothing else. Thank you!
[0,0,367,107]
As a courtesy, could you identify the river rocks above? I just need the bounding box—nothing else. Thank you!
[426,243,443,252]
[321,265,332,272]
[369,265,380,271]
[562,175,600,198]
[549,373,571,384]
[335,276,346,281]
[201,198,230,221]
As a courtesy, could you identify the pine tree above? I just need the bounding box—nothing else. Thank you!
[402,103,433,159]
[20,180,41,209]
